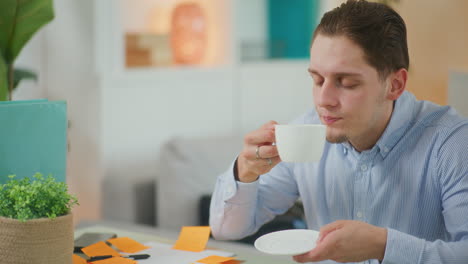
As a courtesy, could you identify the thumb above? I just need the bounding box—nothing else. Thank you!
[264,120,279,130]
[294,228,340,263]
[318,220,346,243]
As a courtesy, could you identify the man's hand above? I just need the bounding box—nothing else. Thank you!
[293,220,387,263]
[237,121,281,183]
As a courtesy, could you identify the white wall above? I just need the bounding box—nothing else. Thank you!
[235,0,267,50]
[238,61,313,132]
[13,32,47,100]
[448,71,468,117]
[100,68,236,178]
[44,0,101,222]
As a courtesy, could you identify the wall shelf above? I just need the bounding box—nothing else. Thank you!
[93,0,316,178]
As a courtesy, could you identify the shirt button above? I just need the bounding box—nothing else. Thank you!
[384,147,389,152]
[227,187,234,196]
[361,164,368,171]
[357,211,363,218]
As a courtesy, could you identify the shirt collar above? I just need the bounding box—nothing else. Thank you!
[340,91,417,159]
[375,91,417,159]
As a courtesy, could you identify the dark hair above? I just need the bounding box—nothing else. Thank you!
[312,0,409,79]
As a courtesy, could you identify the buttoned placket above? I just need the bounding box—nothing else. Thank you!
[352,147,378,223]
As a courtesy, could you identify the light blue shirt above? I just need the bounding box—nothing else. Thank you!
[210,91,468,264]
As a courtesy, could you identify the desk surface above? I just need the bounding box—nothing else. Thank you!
[75,221,296,264]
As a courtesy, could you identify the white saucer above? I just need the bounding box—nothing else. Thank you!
[254,229,319,256]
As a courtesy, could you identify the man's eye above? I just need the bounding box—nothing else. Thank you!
[341,82,359,89]
[338,77,360,89]
[312,77,324,86]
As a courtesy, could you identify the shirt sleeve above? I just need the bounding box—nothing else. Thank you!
[209,159,299,240]
[383,228,468,264]
[382,123,468,263]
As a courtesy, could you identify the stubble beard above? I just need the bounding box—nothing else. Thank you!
[325,129,348,144]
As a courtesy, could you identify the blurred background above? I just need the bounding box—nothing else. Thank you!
[13,0,468,226]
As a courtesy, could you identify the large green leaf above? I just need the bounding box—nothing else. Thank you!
[0,0,54,64]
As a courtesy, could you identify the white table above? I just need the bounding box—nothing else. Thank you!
[75,221,296,264]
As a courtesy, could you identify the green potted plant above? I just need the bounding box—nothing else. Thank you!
[0,173,78,264]
[0,0,54,101]
[0,3,75,263]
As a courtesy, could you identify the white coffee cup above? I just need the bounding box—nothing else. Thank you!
[275,124,326,162]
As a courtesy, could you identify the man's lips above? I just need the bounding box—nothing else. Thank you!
[322,116,342,125]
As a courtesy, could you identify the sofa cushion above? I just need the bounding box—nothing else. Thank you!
[102,170,156,226]
[156,134,243,230]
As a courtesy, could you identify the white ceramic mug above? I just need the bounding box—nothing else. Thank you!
[275,124,326,162]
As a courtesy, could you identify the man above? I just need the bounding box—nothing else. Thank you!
[210,0,468,263]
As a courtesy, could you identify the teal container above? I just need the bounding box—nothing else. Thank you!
[0,100,67,183]
[267,0,320,59]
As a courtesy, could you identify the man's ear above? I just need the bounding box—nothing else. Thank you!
[386,68,407,101]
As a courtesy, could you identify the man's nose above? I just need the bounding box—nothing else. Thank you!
[315,80,339,108]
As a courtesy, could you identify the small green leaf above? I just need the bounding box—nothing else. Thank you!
[13,68,37,89]
[0,174,78,221]
[0,53,7,101]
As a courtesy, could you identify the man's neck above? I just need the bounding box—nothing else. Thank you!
[350,102,395,153]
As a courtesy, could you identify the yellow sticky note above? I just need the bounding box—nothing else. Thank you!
[81,241,120,257]
[72,254,87,264]
[172,226,211,252]
[196,255,235,264]
[107,237,150,253]
[90,257,137,264]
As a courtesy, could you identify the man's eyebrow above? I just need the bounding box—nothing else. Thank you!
[335,72,362,78]
[307,68,362,78]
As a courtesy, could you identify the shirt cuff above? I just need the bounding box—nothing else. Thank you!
[219,159,259,204]
[382,228,425,264]
[225,180,259,205]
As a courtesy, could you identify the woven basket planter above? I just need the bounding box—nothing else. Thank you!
[0,213,73,264]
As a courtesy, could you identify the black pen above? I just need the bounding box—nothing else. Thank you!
[88,254,150,262]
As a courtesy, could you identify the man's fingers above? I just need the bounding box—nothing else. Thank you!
[243,145,279,160]
[260,120,279,130]
[293,246,326,263]
[237,121,280,180]
[245,156,281,175]
[245,120,278,145]
[255,156,281,169]
[263,156,281,167]
[244,129,275,146]
[318,220,345,242]
[293,230,339,263]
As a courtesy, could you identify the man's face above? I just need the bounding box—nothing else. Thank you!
[309,34,393,150]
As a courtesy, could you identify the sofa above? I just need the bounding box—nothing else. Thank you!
[102,134,243,227]
[102,134,305,243]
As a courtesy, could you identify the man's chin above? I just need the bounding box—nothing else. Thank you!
[326,134,348,144]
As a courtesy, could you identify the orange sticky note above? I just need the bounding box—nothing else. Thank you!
[81,241,120,257]
[196,255,235,264]
[90,257,137,264]
[173,226,211,252]
[72,254,87,264]
[222,260,244,264]
[107,237,150,253]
